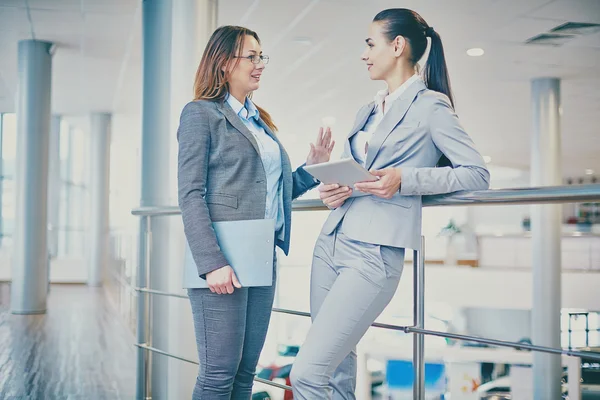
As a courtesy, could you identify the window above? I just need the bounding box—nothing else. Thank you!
[1,113,17,244]
[562,310,600,349]
[57,125,89,257]
[0,113,90,257]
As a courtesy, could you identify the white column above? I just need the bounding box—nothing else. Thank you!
[530,77,562,400]
[167,1,219,399]
[140,0,173,398]
[11,40,53,314]
[88,113,111,286]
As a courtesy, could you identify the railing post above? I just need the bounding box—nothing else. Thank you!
[413,236,425,400]
[136,216,153,399]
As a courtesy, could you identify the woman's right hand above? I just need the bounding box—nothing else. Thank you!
[319,183,352,209]
[206,265,242,294]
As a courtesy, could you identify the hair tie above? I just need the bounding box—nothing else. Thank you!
[425,26,435,37]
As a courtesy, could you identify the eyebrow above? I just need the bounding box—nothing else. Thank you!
[247,50,263,54]
[365,38,373,44]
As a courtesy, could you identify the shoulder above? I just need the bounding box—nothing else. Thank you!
[180,99,220,119]
[414,89,453,113]
[177,100,222,141]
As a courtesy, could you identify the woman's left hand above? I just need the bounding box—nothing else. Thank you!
[306,127,335,166]
[354,168,402,199]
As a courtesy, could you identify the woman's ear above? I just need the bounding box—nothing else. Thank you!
[222,57,235,74]
[393,35,406,57]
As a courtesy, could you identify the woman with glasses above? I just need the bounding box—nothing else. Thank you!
[289,8,489,399]
[177,25,334,399]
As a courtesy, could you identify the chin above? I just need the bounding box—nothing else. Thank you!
[368,70,380,80]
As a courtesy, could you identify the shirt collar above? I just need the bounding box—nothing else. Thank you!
[226,93,259,120]
[373,74,421,111]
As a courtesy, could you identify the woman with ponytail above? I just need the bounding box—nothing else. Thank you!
[290,9,490,399]
[177,25,333,399]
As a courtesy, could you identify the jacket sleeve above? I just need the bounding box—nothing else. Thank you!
[292,163,320,200]
[177,102,229,279]
[400,95,490,195]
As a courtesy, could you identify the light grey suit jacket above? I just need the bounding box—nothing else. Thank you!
[322,79,490,251]
[177,99,318,278]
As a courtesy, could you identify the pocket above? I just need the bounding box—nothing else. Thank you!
[205,193,238,209]
[378,245,405,279]
[372,194,413,209]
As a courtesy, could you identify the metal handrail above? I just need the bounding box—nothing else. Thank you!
[135,344,294,392]
[136,287,189,300]
[131,183,600,399]
[129,288,600,362]
[131,184,600,216]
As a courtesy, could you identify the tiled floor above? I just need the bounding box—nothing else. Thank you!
[0,284,135,400]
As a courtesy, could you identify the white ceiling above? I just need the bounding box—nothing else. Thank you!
[0,0,599,178]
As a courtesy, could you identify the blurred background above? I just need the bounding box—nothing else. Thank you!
[0,1,599,399]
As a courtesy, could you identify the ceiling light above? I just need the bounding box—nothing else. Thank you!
[585,169,594,175]
[483,155,492,163]
[466,48,484,57]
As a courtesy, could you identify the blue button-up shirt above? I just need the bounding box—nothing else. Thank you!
[226,94,285,238]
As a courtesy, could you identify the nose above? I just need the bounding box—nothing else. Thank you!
[360,49,369,61]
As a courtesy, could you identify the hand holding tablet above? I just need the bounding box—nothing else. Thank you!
[303,158,379,198]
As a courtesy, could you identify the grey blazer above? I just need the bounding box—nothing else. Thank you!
[177,99,318,278]
[322,79,490,251]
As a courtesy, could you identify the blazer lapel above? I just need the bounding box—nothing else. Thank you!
[257,118,277,141]
[217,101,261,156]
[347,102,375,141]
[364,80,427,170]
[344,102,375,159]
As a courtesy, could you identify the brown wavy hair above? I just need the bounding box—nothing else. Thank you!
[193,25,277,132]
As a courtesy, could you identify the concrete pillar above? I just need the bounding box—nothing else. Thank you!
[139,0,173,398]
[530,77,562,400]
[11,40,53,314]
[88,113,111,286]
[166,2,219,398]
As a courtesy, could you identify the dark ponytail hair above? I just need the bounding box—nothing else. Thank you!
[373,8,454,108]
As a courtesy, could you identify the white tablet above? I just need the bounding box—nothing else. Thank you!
[303,158,379,189]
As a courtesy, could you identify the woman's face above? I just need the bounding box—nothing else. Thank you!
[361,21,404,81]
[227,35,265,95]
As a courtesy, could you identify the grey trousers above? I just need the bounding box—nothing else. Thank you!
[187,260,276,400]
[290,225,405,400]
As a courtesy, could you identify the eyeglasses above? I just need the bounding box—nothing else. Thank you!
[234,54,270,65]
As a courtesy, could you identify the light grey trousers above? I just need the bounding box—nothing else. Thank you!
[290,225,405,399]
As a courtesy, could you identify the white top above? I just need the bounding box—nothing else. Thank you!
[351,74,421,166]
